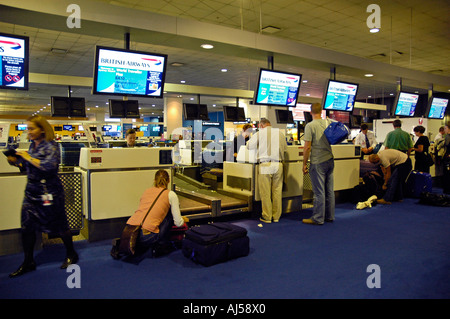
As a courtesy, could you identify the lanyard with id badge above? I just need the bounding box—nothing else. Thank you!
[40,179,53,206]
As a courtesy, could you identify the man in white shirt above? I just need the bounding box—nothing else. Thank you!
[354,124,377,158]
[247,118,287,223]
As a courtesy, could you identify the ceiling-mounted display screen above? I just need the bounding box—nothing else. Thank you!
[426,96,448,119]
[223,106,246,122]
[254,69,302,107]
[275,109,294,124]
[108,99,140,118]
[0,32,29,90]
[393,91,419,117]
[93,46,167,98]
[51,96,86,118]
[323,80,359,112]
[183,103,210,121]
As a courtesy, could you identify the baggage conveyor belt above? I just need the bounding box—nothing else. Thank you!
[174,173,252,219]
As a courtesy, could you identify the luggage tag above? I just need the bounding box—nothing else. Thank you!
[40,179,53,206]
[41,193,53,206]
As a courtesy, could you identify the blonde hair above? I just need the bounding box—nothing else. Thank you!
[154,169,170,188]
[242,123,252,132]
[27,115,54,141]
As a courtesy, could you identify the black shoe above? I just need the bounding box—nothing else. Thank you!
[9,261,36,278]
[60,253,79,269]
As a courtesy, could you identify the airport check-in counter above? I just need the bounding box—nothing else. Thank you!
[330,144,361,190]
[77,147,173,241]
[223,145,304,215]
[223,144,360,216]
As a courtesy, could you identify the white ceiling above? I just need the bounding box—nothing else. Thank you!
[0,0,449,119]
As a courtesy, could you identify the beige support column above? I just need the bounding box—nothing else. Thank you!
[164,97,183,139]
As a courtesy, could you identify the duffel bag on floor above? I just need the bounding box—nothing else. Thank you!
[182,222,250,267]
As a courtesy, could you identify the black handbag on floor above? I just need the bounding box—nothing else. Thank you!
[182,222,250,267]
[117,189,166,256]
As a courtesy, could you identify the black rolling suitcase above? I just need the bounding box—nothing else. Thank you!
[182,222,250,267]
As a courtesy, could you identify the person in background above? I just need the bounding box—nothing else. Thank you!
[384,119,414,156]
[302,103,335,225]
[247,118,287,223]
[434,126,446,186]
[354,123,377,159]
[121,128,138,147]
[434,126,444,142]
[443,122,450,194]
[7,115,78,278]
[233,123,253,162]
[412,125,431,173]
[111,169,188,258]
[369,149,412,204]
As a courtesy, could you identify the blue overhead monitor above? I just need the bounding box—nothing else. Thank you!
[93,46,167,98]
[426,96,448,119]
[0,32,29,90]
[254,69,302,107]
[323,80,359,112]
[393,91,420,117]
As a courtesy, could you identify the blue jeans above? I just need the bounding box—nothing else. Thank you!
[383,158,412,201]
[309,158,335,224]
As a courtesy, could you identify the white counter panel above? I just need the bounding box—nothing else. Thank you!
[89,169,171,220]
[0,175,26,230]
[333,158,360,191]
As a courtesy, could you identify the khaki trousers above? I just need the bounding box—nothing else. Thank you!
[258,162,283,221]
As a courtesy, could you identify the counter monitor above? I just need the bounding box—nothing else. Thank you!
[275,109,294,124]
[223,106,246,122]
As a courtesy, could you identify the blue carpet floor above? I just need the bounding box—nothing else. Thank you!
[1,196,449,300]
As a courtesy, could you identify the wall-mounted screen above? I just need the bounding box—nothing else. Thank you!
[63,125,73,131]
[426,96,448,119]
[223,106,246,122]
[393,91,419,117]
[183,103,210,121]
[51,96,86,117]
[17,124,27,131]
[275,109,294,124]
[108,99,140,118]
[93,46,167,98]
[323,80,359,112]
[254,69,302,107]
[0,32,29,90]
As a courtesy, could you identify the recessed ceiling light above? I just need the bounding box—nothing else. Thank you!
[302,80,308,83]
[370,28,380,33]
[221,69,228,72]
[262,26,281,34]
[51,48,68,54]
[201,44,214,49]
[180,80,186,83]
[365,73,374,77]
[170,62,184,67]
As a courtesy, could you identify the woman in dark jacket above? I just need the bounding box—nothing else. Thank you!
[413,125,431,173]
[7,115,78,278]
